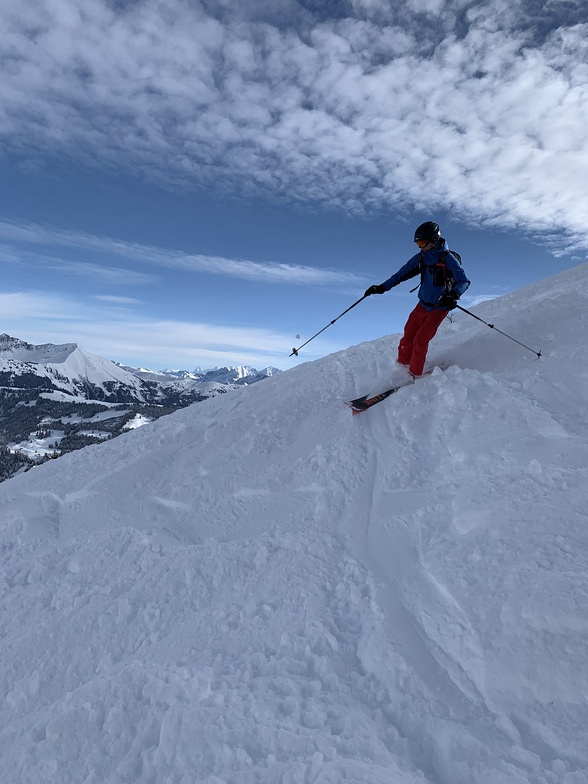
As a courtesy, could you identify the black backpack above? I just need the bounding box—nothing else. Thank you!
[410,250,462,293]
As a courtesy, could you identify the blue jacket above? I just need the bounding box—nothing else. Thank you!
[381,239,470,311]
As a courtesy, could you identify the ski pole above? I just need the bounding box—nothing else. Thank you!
[456,305,542,358]
[290,295,367,357]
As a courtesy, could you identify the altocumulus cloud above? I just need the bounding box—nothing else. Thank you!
[1,0,588,249]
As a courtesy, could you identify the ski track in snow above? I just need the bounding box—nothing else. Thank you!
[1,263,588,783]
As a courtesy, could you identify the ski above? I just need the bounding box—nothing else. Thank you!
[344,363,450,415]
[344,379,414,414]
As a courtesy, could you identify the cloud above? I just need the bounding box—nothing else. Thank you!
[1,1,588,249]
[0,291,85,322]
[0,290,325,368]
[0,219,364,287]
[94,295,142,305]
[33,254,157,285]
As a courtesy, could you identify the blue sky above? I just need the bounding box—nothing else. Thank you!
[1,0,587,371]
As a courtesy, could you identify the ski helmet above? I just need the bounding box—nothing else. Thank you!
[414,221,440,244]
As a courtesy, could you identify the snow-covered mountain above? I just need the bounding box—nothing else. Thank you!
[1,263,588,783]
[0,334,158,403]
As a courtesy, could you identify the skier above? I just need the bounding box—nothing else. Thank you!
[364,221,470,378]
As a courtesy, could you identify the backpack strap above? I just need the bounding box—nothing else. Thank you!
[409,251,425,293]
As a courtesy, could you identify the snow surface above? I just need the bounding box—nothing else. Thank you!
[39,392,123,406]
[122,413,153,430]
[8,431,64,460]
[1,262,588,783]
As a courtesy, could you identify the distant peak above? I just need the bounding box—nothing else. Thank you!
[0,334,35,351]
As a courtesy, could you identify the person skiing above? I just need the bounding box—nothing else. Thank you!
[364,221,470,377]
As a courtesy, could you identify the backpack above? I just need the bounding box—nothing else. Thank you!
[410,250,462,293]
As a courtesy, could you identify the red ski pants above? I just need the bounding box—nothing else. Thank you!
[397,303,447,376]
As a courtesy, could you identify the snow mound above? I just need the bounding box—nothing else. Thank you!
[1,263,588,783]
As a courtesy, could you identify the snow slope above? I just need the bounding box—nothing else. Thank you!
[1,263,588,784]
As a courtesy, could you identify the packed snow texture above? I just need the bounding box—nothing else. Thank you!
[1,263,588,784]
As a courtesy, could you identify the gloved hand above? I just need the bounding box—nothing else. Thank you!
[438,291,459,310]
[364,284,386,296]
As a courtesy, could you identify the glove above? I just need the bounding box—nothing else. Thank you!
[438,291,459,310]
[364,284,386,296]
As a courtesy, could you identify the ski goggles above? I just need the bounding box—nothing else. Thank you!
[415,238,431,248]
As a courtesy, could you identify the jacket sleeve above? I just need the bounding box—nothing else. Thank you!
[446,253,471,298]
[381,253,422,291]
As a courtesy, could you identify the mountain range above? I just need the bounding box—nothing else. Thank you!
[116,361,279,396]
